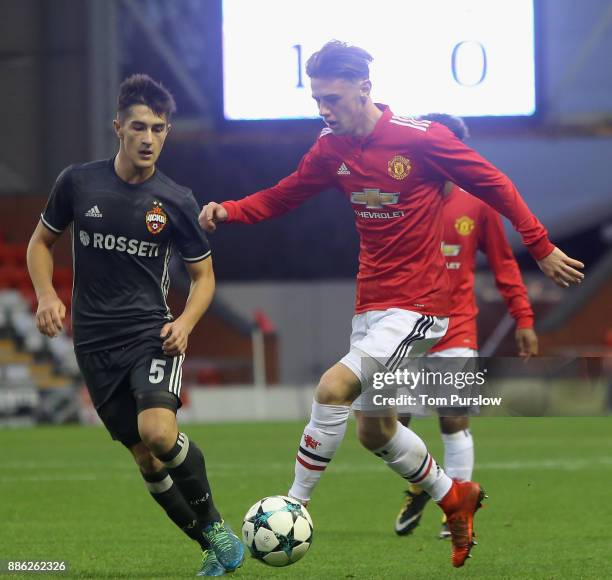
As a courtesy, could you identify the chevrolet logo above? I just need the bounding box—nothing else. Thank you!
[351,189,400,209]
[442,243,461,257]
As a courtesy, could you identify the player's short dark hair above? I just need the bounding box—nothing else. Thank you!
[306,40,373,81]
[419,113,469,141]
[117,74,176,121]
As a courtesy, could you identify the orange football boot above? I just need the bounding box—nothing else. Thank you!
[438,479,487,567]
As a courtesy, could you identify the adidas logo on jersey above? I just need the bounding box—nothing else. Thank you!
[337,162,351,175]
[85,205,103,218]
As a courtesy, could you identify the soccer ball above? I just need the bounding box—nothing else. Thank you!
[241,495,313,566]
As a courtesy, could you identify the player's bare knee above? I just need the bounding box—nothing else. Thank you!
[357,414,396,450]
[138,411,177,455]
[136,395,179,455]
[358,427,388,450]
[398,414,411,428]
[139,424,176,456]
[314,364,360,405]
[356,417,376,449]
[439,415,469,434]
[314,382,345,405]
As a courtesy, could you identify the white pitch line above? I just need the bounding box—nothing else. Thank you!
[305,456,612,474]
[476,457,612,470]
[1,457,611,482]
[0,473,142,483]
[1,461,134,470]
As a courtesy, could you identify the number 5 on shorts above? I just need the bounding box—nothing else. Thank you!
[149,358,167,384]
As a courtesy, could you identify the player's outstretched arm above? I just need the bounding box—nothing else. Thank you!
[422,125,586,288]
[198,141,332,232]
[161,257,215,356]
[198,202,228,233]
[536,247,584,288]
[26,222,66,338]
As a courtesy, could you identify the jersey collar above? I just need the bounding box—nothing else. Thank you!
[109,156,159,189]
[358,104,392,145]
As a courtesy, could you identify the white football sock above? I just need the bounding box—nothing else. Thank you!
[372,422,452,502]
[288,400,350,502]
[442,429,474,481]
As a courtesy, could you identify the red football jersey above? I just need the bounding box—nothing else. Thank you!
[222,106,553,316]
[431,185,534,352]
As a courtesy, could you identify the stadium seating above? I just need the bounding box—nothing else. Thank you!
[0,236,80,424]
[0,235,282,390]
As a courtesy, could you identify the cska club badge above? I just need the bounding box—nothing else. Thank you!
[387,155,412,180]
[146,201,168,235]
[455,215,475,236]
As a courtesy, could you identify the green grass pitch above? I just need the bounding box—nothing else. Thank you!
[1,418,610,578]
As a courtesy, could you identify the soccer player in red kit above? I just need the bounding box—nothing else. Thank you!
[392,114,538,540]
[200,42,584,567]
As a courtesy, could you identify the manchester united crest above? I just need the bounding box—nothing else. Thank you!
[146,201,168,235]
[387,155,412,180]
[455,216,475,236]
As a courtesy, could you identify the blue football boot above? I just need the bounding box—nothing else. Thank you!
[203,521,245,572]
[196,547,225,576]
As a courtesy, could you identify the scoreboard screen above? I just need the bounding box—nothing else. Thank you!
[222,0,536,120]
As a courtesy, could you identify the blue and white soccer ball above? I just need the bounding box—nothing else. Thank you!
[241,495,313,566]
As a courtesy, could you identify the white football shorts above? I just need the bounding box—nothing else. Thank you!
[340,308,448,389]
[351,341,476,412]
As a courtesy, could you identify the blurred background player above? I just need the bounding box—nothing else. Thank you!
[200,41,584,568]
[26,74,243,577]
[393,113,538,540]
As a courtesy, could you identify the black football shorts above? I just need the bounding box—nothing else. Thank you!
[76,334,185,446]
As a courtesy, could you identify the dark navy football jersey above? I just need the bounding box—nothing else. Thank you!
[41,158,211,352]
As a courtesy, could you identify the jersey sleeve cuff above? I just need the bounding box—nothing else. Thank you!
[182,250,211,263]
[40,214,64,233]
[221,201,239,222]
[515,316,534,330]
[526,237,555,262]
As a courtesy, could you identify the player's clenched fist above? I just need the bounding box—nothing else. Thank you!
[160,319,190,356]
[199,202,228,233]
[36,293,66,338]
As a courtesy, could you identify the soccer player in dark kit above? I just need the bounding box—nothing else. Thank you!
[27,74,244,577]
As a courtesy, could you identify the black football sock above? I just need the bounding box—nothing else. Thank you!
[141,468,209,550]
[156,432,221,529]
